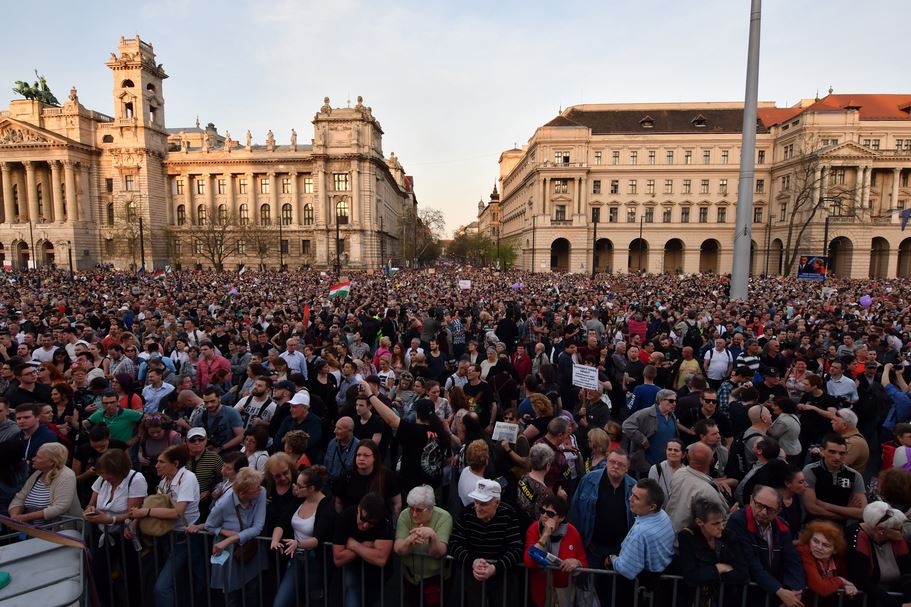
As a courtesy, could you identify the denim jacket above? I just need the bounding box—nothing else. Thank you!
[569,469,636,548]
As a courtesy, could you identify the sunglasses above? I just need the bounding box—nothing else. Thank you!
[702,399,718,403]
[187,437,206,443]
[540,509,559,518]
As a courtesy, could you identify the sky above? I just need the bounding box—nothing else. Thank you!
[1,1,909,236]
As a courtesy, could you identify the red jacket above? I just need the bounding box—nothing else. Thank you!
[512,353,532,384]
[524,521,588,607]
[797,543,847,598]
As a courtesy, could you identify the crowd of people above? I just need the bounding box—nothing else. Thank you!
[3,264,911,607]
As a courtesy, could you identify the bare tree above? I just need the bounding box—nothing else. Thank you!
[112,197,144,270]
[190,203,245,271]
[779,136,860,276]
[243,223,273,270]
[401,206,445,266]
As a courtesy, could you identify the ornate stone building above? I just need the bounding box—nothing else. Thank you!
[0,36,415,270]
[493,95,911,278]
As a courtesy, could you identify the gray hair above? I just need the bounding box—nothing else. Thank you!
[529,443,555,471]
[836,408,858,427]
[547,416,569,436]
[655,389,676,404]
[406,485,436,509]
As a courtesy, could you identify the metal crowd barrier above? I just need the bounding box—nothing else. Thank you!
[0,521,877,607]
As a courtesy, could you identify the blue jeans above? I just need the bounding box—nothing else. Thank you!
[154,534,206,607]
[342,562,384,607]
[274,553,322,607]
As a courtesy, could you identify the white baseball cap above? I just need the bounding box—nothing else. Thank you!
[289,391,311,407]
[468,479,502,503]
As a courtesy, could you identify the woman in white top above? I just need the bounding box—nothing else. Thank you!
[648,438,685,505]
[273,465,336,607]
[241,426,270,473]
[129,444,203,607]
[9,442,82,525]
[480,347,498,380]
[377,355,396,395]
[84,448,148,607]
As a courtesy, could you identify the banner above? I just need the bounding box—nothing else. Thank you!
[797,256,828,281]
[458,280,471,289]
[572,364,600,391]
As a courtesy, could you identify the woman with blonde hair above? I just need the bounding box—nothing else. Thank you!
[586,427,610,472]
[9,442,82,524]
[523,393,555,442]
[373,336,392,368]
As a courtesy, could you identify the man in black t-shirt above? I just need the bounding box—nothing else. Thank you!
[332,494,394,607]
[802,433,867,524]
[73,424,128,503]
[463,365,496,430]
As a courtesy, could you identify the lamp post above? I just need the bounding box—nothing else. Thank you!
[638,213,644,272]
[335,203,347,278]
[496,226,500,270]
[27,218,35,269]
[139,216,146,271]
[278,210,284,271]
[821,196,843,261]
[531,213,536,273]
[591,207,600,278]
[67,240,73,276]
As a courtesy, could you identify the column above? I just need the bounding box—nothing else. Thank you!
[811,165,821,206]
[24,161,38,222]
[683,248,701,274]
[84,163,96,223]
[204,172,214,220]
[225,172,236,219]
[862,166,872,208]
[268,172,277,225]
[576,177,583,215]
[541,177,548,215]
[854,167,864,208]
[50,161,64,223]
[290,171,300,225]
[63,161,77,222]
[247,171,256,223]
[317,167,328,227]
[892,168,901,210]
[184,174,194,224]
[1,163,14,223]
[351,164,360,224]
[887,248,900,278]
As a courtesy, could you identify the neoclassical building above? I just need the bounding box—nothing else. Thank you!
[490,94,911,278]
[0,36,415,270]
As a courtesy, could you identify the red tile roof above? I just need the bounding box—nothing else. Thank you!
[804,94,911,120]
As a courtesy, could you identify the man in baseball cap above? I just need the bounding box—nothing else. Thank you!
[274,389,320,461]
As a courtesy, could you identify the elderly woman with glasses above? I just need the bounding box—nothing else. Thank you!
[394,485,453,607]
[846,501,911,607]
[523,494,586,607]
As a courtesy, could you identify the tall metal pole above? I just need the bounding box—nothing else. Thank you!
[531,215,536,273]
[335,212,340,278]
[139,216,146,271]
[823,214,830,259]
[67,240,74,276]
[730,0,762,300]
[638,214,644,272]
[28,219,35,269]
[591,208,599,278]
[278,213,284,271]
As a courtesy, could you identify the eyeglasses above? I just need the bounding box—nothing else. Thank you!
[187,437,206,443]
[664,398,676,403]
[540,509,559,518]
[752,500,780,514]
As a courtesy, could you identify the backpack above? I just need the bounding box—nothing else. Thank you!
[683,320,703,350]
[420,430,443,484]
[724,428,764,480]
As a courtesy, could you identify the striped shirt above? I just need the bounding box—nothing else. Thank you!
[612,510,676,580]
[449,502,523,569]
[23,478,51,513]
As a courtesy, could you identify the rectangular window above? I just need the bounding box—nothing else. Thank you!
[666,151,674,164]
[719,179,728,195]
[758,150,765,164]
[280,239,289,254]
[260,178,270,194]
[592,180,601,194]
[717,208,727,223]
[684,150,692,165]
[553,179,568,194]
[902,173,909,187]
[124,175,135,191]
[664,179,673,194]
[610,179,619,194]
[780,202,787,221]
[721,150,729,164]
[897,139,904,151]
[681,208,690,223]
[629,180,637,194]
[644,208,654,223]
[754,208,763,223]
[627,209,637,223]
[608,207,618,223]
[646,179,655,194]
[333,173,350,191]
[783,144,794,159]
[282,177,291,194]
[238,178,247,194]
[176,179,184,195]
[630,151,638,165]
[662,208,672,223]
[193,239,202,255]
[871,139,881,150]
[196,179,204,195]
[682,179,692,194]
[591,207,601,223]
[554,151,570,166]
[105,178,114,193]
[303,176,313,194]
[555,205,566,221]
[700,179,710,194]
[703,150,711,164]
[612,150,620,165]
[594,151,602,165]
[699,208,709,223]
[781,175,790,190]
[237,240,246,255]
[863,139,871,147]
[648,150,656,165]
[301,239,311,255]
[835,168,846,185]
[755,179,765,194]
[217,179,226,195]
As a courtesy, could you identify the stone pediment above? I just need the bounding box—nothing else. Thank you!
[0,117,75,147]
[821,141,877,159]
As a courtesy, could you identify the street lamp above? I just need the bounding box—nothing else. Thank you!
[638,213,645,272]
[821,195,843,261]
[278,207,284,271]
[67,240,73,277]
[531,213,536,273]
[335,201,348,278]
[591,207,600,278]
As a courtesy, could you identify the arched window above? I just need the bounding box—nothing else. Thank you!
[336,200,349,224]
[218,204,228,225]
[121,79,135,88]
[197,204,207,225]
[102,134,114,143]
[281,203,292,226]
[107,203,115,225]
[127,200,138,223]
[239,204,249,225]
[303,204,314,226]
[260,204,271,225]
[176,205,186,226]
[146,83,156,93]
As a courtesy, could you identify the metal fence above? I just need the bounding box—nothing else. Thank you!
[0,521,875,607]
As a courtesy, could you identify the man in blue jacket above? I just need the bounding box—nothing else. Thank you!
[726,485,806,607]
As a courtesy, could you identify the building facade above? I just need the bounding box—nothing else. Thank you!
[492,95,911,278]
[0,36,414,271]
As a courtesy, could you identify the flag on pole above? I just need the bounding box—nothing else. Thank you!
[302,303,311,328]
[329,281,351,298]
[901,208,911,231]
[238,265,247,275]
[152,271,165,281]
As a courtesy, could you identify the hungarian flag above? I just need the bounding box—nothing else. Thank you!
[329,281,351,298]
[152,271,165,281]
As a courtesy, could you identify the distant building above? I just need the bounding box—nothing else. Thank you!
[493,95,911,277]
[0,35,414,270]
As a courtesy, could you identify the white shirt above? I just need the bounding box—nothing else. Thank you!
[457,467,485,507]
[158,467,200,530]
[703,347,733,380]
[31,345,58,363]
[92,470,148,527]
